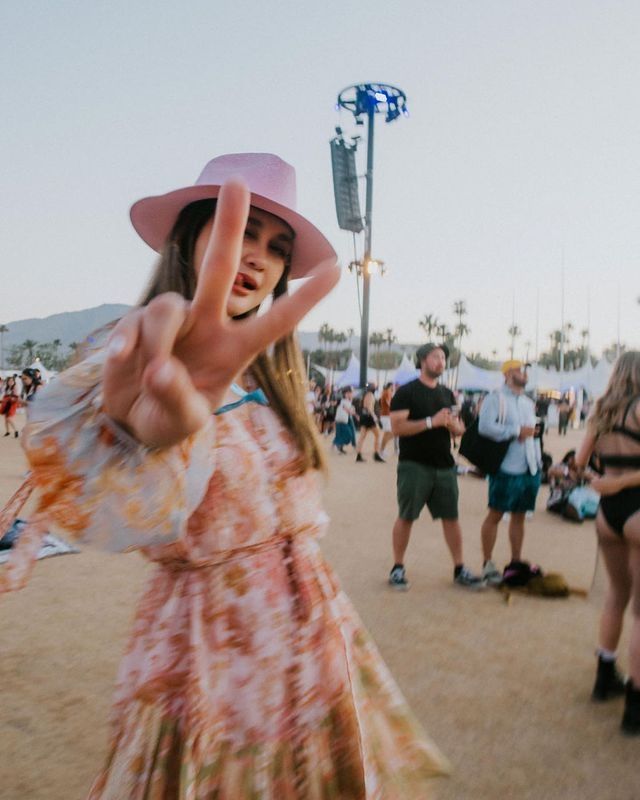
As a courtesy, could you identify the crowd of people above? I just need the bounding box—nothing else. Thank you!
[0,368,43,437]
[1,152,638,799]
[309,344,640,739]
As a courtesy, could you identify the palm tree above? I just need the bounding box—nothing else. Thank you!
[418,314,439,339]
[51,338,62,368]
[318,323,332,362]
[369,331,386,384]
[385,328,396,350]
[334,331,347,370]
[507,325,521,360]
[451,299,469,387]
[524,340,532,362]
[564,321,574,345]
[0,324,8,370]
[453,323,471,388]
[22,339,38,364]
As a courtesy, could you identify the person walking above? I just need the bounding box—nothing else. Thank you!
[2,153,448,795]
[1,375,20,438]
[558,397,571,435]
[378,382,395,458]
[20,368,40,404]
[333,385,357,453]
[478,360,542,585]
[575,351,640,735]
[387,343,485,591]
[355,382,384,463]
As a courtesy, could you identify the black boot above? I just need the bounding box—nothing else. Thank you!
[622,681,640,736]
[592,655,626,702]
[355,453,365,463]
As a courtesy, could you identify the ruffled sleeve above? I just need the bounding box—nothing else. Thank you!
[19,347,216,553]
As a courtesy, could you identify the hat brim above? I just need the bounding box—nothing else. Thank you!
[130,185,337,280]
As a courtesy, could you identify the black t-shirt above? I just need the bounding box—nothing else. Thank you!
[390,379,455,468]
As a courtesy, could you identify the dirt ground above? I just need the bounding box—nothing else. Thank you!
[0,413,637,800]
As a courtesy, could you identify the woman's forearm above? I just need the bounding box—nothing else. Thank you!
[575,429,596,468]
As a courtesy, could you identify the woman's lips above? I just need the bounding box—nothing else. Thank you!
[232,272,257,296]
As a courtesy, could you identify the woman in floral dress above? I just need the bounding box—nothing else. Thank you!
[1,153,449,798]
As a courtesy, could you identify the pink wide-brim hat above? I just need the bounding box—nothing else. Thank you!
[130,153,337,279]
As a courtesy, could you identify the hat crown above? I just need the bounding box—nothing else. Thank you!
[196,153,297,210]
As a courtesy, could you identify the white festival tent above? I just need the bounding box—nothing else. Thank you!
[311,353,398,389]
[312,352,613,398]
[451,354,612,396]
[392,354,419,386]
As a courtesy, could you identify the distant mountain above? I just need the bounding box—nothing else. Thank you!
[1,304,132,349]
[1,304,420,355]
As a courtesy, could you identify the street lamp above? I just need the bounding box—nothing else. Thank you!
[348,258,386,277]
[334,82,408,387]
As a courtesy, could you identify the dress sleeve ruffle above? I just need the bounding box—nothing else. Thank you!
[20,347,217,554]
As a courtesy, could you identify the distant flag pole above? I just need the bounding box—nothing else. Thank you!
[535,287,540,364]
[560,247,565,373]
[586,287,591,361]
[616,282,621,359]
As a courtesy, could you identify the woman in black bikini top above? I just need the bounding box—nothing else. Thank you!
[576,351,640,736]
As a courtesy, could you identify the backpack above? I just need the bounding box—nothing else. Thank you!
[501,560,570,598]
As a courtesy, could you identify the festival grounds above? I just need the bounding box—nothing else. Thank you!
[0,419,637,799]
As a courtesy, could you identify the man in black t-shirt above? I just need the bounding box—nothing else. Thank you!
[388,343,485,591]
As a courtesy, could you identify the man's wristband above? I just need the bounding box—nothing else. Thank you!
[425,416,433,430]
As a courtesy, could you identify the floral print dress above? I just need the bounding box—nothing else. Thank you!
[2,348,449,799]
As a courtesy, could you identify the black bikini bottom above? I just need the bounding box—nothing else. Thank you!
[600,487,640,536]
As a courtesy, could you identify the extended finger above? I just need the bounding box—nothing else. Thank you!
[237,259,340,356]
[140,293,190,363]
[103,310,144,418]
[191,179,250,321]
[143,356,212,437]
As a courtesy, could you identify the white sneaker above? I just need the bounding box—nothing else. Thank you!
[454,567,487,591]
[482,559,502,586]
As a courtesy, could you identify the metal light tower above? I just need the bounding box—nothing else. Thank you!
[335,83,408,388]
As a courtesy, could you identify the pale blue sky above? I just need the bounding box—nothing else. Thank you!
[2,0,639,358]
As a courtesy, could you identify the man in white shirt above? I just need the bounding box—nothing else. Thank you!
[478,360,541,585]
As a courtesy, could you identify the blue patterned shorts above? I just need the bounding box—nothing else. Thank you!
[488,470,541,513]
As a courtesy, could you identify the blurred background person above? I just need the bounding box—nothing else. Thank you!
[558,396,572,436]
[379,382,395,459]
[1,375,20,438]
[20,368,40,405]
[333,386,357,454]
[355,382,384,463]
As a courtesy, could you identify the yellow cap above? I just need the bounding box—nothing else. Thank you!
[501,359,530,375]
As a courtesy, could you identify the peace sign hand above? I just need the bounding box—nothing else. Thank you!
[102,180,339,448]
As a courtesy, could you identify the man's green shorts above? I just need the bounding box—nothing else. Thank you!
[397,460,459,521]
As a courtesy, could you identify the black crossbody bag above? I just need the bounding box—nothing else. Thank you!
[459,393,510,475]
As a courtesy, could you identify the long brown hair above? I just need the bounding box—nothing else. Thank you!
[140,199,326,474]
[590,351,640,437]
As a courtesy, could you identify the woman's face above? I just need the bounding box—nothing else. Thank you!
[21,373,32,386]
[193,206,293,317]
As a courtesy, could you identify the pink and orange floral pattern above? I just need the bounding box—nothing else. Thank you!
[7,349,450,798]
